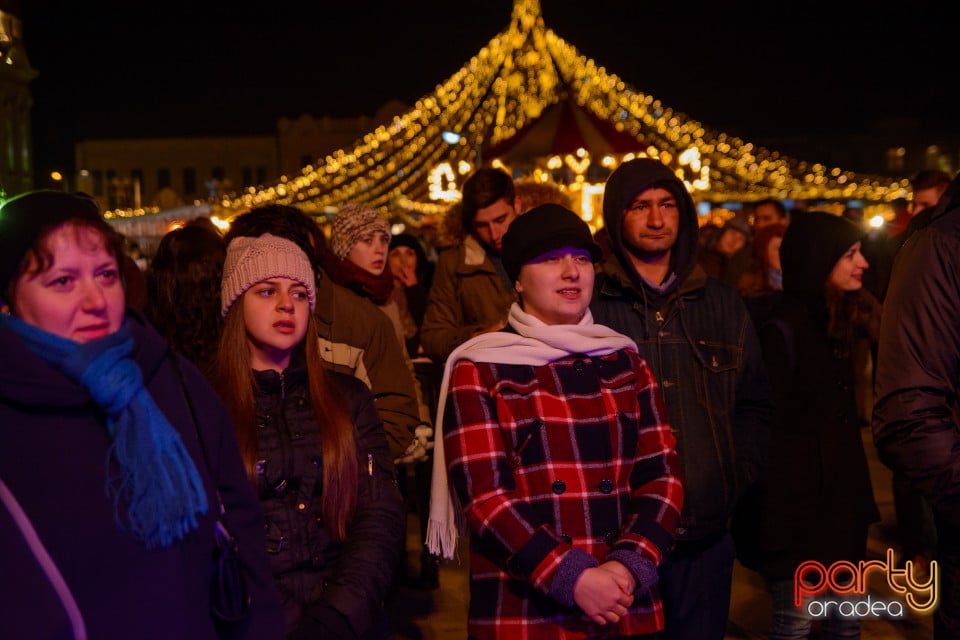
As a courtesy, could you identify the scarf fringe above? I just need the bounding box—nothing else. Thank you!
[111,401,209,547]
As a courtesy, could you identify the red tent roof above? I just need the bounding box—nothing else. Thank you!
[485,97,644,162]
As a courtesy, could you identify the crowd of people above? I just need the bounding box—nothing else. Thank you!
[1,161,958,640]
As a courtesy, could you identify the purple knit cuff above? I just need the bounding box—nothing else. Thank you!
[607,551,658,595]
[549,549,600,607]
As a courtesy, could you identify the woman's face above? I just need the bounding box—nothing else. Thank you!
[388,245,418,278]
[242,277,310,372]
[828,241,869,292]
[515,248,594,325]
[346,231,389,276]
[11,223,125,342]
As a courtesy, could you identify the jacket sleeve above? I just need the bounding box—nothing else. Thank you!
[420,250,483,362]
[301,378,405,639]
[357,296,422,461]
[320,278,421,462]
[185,359,286,640]
[872,226,960,528]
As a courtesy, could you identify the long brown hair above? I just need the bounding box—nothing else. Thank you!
[824,284,882,360]
[215,303,358,541]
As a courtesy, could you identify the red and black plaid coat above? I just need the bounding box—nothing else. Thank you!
[444,348,683,640]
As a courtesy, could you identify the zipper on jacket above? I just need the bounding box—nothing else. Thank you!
[280,371,285,400]
[367,453,374,476]
[655,310,665,325]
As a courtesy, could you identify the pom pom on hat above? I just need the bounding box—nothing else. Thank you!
[221,233,316,316]
[330,202,391,259]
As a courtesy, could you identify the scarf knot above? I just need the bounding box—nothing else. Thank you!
[70,341,140,422]
[0,315,208,548]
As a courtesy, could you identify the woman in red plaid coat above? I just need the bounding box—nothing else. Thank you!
[428,204,684,640]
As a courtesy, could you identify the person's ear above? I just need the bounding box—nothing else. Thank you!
[514,280,523,294]
[513,195,523,214]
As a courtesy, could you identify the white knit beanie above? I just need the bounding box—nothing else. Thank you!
[330,202,391,259]
[220,233,316,316]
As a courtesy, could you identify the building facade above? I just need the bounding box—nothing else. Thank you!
[72,100,409,215]
[74,136,279,213]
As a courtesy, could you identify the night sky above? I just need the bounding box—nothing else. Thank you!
[21,1,959,180]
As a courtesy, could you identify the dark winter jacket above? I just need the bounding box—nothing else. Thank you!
[873,178,960,531]
[0,310,285,640]
[251,348,405,639]
[590,158,772,542]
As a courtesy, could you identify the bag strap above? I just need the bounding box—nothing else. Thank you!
[168,350,226,516]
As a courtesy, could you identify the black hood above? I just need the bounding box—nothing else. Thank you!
[601,158,700,296]
[779,211,865,297]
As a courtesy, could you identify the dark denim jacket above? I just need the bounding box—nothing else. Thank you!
[591,262,772,541]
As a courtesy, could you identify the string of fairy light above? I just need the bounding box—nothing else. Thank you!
[105,0,908,229]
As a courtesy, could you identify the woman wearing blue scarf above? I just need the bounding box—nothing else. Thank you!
[0,191,284,639]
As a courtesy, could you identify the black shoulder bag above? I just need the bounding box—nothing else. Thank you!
[170,352,251,623]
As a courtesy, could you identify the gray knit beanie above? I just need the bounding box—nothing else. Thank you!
[221,233,316,316]
[330,202,391,259]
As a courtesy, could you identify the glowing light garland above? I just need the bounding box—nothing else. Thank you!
[107,0,907,226]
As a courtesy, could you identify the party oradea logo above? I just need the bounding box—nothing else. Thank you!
[794,549,937,619]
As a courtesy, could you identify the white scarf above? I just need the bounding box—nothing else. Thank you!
[426,302,637,559]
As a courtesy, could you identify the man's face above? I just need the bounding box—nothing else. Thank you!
[620,187,680,257]
[471,197,518,253]
[911,185,948,215]
[754,203,783,229]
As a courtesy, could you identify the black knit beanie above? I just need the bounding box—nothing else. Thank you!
[0,191,104,298]
[501,203,602,283]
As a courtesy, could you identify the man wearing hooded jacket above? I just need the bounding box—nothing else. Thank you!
[590,158,772,640]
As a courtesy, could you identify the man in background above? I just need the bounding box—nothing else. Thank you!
[420,167,519,363]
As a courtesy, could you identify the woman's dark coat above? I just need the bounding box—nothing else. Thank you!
[252,349,405,639]
[0,310,285,639]
[754,212,880,579]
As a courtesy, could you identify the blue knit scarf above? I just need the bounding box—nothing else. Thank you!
[0,315,208,548]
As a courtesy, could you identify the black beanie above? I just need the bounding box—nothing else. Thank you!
[0,191,104,297]
[501,203,602,283]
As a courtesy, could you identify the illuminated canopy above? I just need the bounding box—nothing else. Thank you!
[211,0,906,219]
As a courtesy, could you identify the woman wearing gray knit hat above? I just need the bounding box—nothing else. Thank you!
[214,232,405,639]
[428,203,683,639]
[323,201,439,588]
